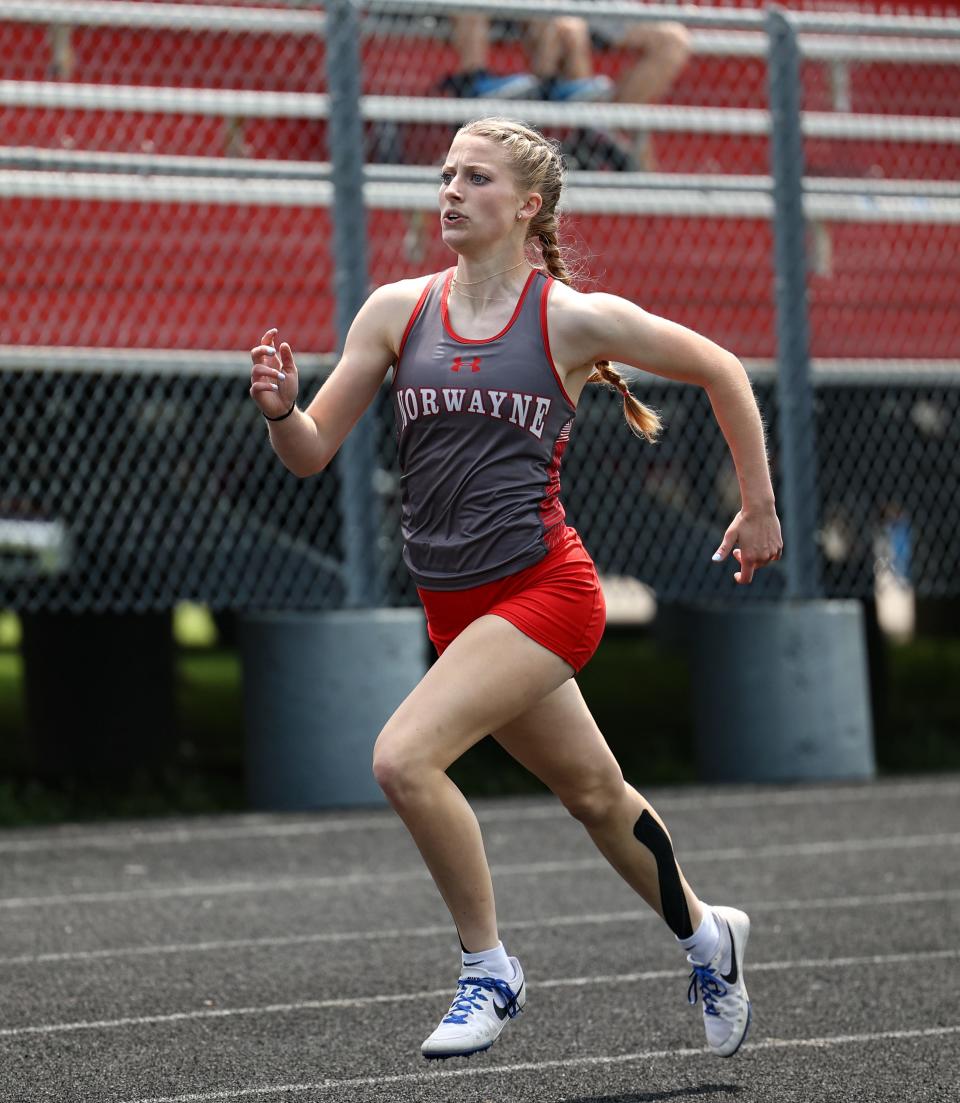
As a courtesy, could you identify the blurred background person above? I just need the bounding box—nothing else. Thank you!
[589,13,691,170]
[528,15,615,102]
[438,12,690,172]
[439,13,613,102]
[438,13,540,99]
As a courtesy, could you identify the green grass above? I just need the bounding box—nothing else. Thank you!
[0,652,25,739]
[876,637,960,772]
[175,649,245,769]
[0,770,245,827]
[0,649,247,826]
[0,629,958,826]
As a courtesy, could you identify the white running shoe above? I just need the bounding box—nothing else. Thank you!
[421,958,526,1060]
[686,906,752,1058]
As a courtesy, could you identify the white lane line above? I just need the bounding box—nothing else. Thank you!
[1,948,955,1039]
[109,1023,960,1102]
[2,831,958,910]
[3,888,958,968]
[2,779,957,853]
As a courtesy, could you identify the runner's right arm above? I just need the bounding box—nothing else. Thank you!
[249,280,422,478]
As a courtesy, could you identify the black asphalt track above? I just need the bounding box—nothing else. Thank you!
[1,776,958,1103]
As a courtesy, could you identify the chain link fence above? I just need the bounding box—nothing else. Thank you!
[1,0,958,617]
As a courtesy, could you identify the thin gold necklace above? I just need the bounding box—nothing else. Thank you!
[451,284,516,302]
[453,260,527,286]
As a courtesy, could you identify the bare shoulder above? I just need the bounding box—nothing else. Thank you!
[545,280,634,375]
[304,274,441,439]
[370,272,436,311]
[362,273,440,358]
[547,280,634,332]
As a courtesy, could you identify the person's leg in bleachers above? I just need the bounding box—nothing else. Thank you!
[600,20,691,170]
[439,15,539,99]
[527,17,613,103]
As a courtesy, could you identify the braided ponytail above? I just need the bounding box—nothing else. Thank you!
[458,116,662,444]
[537,229,661,445]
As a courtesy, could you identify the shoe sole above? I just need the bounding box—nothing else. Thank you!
[422,1041,493,1061]
[421,962,525,1061]
[711,906,751,1058]
[472,81,540,100]
[549,78,614,103]
[720,1000,752,1058]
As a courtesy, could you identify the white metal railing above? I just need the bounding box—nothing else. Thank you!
[4,167,960,223]
[367,0,960,39]
[2,345,958,385]
[5,146,960,202]
[0,0,327,33]
[3,81,959,146]
[0,345,335,375]
[3,1,959,58]
[688,29,960,64]
[5,144,958,232]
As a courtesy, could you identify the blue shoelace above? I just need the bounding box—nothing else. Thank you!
[442,975,522,1025]
[687,963,727,1018]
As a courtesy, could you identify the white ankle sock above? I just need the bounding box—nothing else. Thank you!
[678,907,722,966]
[461,939,513,979]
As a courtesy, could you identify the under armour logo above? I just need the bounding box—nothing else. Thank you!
[451,356,481,373]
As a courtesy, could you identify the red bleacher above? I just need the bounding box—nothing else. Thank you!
[1,6,957,359]
[6,197,958,359]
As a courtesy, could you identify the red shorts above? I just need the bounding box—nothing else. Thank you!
[416,526,606,673]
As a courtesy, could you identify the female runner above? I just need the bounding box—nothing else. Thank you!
[250,116,783,1062]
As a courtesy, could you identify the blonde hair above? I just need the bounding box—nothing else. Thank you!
[457,116,662,444]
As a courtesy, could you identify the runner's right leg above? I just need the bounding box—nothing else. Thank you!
[371,612,575,1057]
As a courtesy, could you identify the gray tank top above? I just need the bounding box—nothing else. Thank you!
[392,267,577,590]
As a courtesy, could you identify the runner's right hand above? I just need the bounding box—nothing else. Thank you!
[249,327,299,418]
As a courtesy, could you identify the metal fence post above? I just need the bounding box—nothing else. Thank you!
[766,5,821,600]
[236,0,432,811]
[684,7,874,784]
[325,0,380,607]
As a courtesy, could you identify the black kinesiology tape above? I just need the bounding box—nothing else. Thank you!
[633,810,693,939]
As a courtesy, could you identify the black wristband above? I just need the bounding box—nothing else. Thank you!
[263,400,297,423]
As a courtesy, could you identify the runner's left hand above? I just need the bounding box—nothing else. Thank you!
[712,506,783,585]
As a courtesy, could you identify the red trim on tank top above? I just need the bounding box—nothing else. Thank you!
[440,266,539,345]
[393,273,441,390]
[538,417,572,535]
[539,276,575,408]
